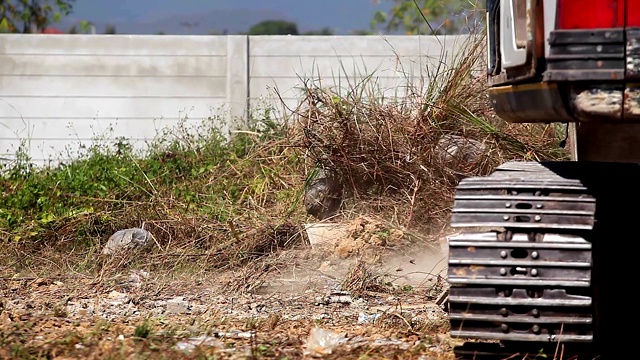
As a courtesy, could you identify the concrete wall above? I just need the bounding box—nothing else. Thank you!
[0,34,471,165]
[248,35,468,117]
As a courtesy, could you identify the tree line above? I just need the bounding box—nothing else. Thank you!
[0,0,479,35]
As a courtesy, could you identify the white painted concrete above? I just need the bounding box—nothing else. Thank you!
[0,34,472,165]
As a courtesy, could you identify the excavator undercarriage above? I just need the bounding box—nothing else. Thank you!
[446,1,640,357]
[448,161,637,359]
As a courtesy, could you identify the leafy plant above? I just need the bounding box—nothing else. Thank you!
[134,319,154,339]
[371,0,481,35]
[0,0,75,33]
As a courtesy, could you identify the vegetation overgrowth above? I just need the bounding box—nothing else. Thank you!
[0,24,574,360]
[0,33,567,280]
[284,33,567,233]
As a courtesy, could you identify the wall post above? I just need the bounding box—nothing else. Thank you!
[225,35,250,125]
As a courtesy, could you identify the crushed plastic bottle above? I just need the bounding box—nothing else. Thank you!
[304,327,347,357]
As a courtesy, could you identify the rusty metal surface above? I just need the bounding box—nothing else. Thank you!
[452,342,597,359]
[627,28,640,79]
[491,25,640,125]
[449,231,592,289]
[495,161,557,172]
[488,83,576,123]
[574,123,640,162]
[571,87,624,121]
[623,87,640,120]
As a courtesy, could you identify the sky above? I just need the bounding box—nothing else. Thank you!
[66,0,394,34]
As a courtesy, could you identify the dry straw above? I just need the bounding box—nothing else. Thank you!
[281,31,567,232]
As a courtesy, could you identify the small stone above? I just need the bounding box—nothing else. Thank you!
[304,172,343,220]
[102,228,152,255]
[107,291,130,305]
[166,297,190,314]
[436,135,486,166]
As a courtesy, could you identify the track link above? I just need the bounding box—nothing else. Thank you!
[447,161,598,359]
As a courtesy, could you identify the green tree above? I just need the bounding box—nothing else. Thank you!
[371,0,477,35]
[0,17,11,32]
[208,29,228,35]
[303,27,334,35]
[66,19,92,34]
[351,29,374,35]
[103,24,116,34]
[0,0,74,33]
[248,20,298,35]
[78,19,93,33]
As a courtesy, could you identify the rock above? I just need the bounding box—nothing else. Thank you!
[214,330,255,339]
[107,291,130,305]
[304,169,343,220]
[316,291,353,305]
[435,135,486,166]
[370,338,410,349]
[102,228,152,255]
[165,297,190,314]
[126,269,149,289]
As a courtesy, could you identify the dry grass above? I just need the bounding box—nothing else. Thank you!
[0,30,567,278]
[282,33,567,233]
[0,32,568,300]
[341,259,394,297]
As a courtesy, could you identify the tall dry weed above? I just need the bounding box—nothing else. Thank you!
[284,33,568,232]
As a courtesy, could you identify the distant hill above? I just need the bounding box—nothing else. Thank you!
[59,8,296,35]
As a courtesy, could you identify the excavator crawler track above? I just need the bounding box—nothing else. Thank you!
[447,161,605,359]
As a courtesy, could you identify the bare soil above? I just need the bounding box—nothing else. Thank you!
[0,222,456,359]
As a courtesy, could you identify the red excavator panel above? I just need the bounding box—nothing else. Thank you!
[556,0,625,29]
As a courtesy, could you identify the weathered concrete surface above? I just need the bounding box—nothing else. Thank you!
[0,34,471,166]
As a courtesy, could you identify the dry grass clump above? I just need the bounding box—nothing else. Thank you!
[286,34,568,231]
[341,260,394,297]
[3,200,311,281]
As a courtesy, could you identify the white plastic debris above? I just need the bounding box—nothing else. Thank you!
[357,312,381,324]
[214,330,255,339]
[304,327,347,357]
[175,335,222,353]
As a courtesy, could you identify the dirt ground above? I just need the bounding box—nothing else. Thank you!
[0,220,457,359]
